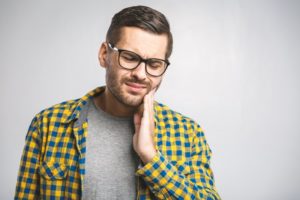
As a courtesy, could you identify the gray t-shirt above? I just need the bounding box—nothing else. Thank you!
[82,98,139,200]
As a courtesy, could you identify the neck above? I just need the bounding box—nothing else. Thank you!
[94,88,136,117]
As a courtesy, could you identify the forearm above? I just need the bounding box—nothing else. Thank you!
[136,151,221,200]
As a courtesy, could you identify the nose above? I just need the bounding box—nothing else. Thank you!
[131,61,147,80]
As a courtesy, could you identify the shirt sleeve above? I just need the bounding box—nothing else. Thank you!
[15,116,41,200]
[136,124,221,200]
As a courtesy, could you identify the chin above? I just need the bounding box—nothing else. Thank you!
[120,88,148,106]
[109,84,147,107]
[122,95,144,107]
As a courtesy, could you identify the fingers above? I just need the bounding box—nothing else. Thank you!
[144,88,155,118]
[133,88,156,158]
[143,91,149,118]
[149,88,156,113]
[144,88,155,132]
[136,88,156,132]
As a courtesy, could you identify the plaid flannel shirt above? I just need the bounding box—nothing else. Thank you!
[15,86,221,200]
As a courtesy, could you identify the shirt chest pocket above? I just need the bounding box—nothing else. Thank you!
[38,161,69,198]
[39,161,69,180]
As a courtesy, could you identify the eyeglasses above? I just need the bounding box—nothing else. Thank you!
[108,43,170,77]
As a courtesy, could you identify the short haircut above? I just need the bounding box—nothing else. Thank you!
[106,5,173,59]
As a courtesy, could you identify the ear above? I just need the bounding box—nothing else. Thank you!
[98,42,109,68]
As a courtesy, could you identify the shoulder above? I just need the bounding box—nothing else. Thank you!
[154,101,201,131]
[154,102,209,149]
[24,98,82,140]
[32,87,104,122]
[33,98,81,123]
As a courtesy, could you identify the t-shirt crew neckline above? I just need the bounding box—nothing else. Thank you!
[91,97,133,122]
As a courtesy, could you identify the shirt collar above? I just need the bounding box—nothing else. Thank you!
[62,86,105,124]
[62,86,160,125]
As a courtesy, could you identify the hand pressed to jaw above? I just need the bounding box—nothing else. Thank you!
[133,89,157,164]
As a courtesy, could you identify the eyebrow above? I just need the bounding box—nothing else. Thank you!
[111,43,166,60]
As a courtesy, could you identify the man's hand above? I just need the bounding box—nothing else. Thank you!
[133,89,157,164]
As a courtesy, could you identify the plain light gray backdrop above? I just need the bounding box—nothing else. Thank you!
[1,0,299,199]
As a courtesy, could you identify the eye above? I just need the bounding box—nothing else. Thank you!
[148,60,164,69]
[120,51,139,62]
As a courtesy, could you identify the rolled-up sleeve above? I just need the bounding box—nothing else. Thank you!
[136,124,221,200]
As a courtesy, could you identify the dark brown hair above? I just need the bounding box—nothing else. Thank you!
[106,5,173,59]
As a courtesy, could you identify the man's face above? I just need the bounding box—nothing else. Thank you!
[100,27,168,107]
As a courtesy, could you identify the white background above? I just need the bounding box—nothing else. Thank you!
[1,1,299,199]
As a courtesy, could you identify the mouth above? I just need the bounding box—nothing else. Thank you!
[125,82,148,94]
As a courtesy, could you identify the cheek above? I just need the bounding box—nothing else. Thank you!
[151,77,163,90]
[107,67,133,87]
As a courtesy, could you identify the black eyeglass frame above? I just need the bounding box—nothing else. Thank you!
[107,42,170,77]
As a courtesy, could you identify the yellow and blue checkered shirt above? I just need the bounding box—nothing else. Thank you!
[15,87,221,199]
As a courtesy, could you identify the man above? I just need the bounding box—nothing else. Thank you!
[15,5,220,200]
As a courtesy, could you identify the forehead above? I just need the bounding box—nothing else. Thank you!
[116,27,168,59]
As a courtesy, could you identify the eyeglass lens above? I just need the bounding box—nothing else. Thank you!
[119,50,167,76]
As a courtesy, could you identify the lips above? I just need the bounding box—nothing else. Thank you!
[125,82,147,93]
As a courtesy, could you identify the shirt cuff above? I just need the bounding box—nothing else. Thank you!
[135,151,178,194]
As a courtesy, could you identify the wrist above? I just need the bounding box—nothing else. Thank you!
[138,148,157,164]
